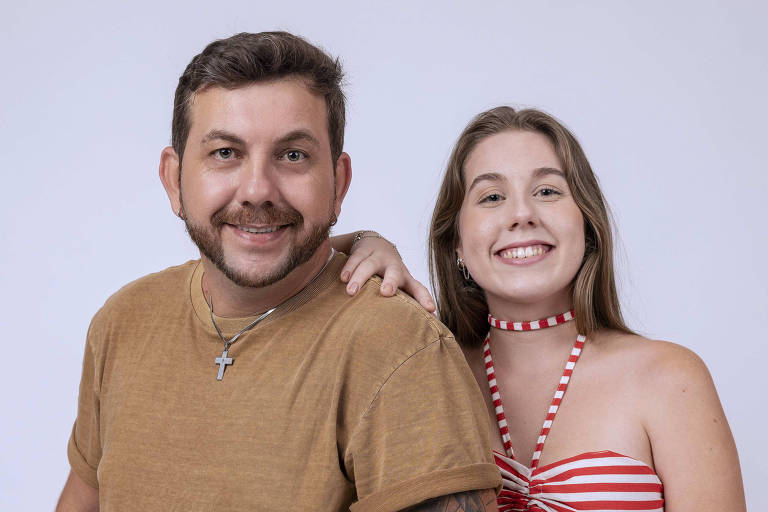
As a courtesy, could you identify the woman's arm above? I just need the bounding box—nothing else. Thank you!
[643,342,746,511]
[331,231,435,312]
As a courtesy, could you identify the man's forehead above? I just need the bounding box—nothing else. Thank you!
[187,79,329,143]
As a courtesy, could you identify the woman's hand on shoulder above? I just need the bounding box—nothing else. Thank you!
[638,340,746,511]
[331,231,435,312]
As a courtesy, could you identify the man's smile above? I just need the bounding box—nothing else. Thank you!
[232,224,290,234]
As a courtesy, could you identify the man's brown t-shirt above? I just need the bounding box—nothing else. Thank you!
[68,254,500,511]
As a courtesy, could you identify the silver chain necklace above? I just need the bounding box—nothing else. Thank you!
[209,300,275,381]
[208,249,335,381]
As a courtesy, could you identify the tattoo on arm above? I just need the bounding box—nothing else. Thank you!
[405,489,497,512]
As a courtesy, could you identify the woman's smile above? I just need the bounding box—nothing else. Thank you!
[495,242,554,265]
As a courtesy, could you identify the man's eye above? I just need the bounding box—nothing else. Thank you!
[284,150,306,162]
[215,148,235,159]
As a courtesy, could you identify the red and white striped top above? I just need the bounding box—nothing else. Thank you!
[484,333,664,511]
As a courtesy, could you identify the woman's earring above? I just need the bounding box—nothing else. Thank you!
[456,257,471,280]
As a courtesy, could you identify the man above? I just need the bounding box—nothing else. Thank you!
[57,32,500,511]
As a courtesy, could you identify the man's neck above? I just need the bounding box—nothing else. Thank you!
[200,241,333,318]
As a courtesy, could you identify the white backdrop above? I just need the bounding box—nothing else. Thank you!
[1,1,765,509]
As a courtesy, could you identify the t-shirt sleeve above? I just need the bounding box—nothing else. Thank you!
[66,321,103,489]
[345,336,501,512]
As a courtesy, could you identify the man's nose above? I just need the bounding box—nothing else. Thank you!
[234,157,281,207]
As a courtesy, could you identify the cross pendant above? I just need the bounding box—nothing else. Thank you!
[215,349,233,381]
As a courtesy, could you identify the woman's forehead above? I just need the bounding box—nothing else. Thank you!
[464,131,562,183]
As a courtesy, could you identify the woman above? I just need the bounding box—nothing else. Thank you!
[342,107,746,511]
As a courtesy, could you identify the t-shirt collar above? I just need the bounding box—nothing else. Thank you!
[188,251,345,338]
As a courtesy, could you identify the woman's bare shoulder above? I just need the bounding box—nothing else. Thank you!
[591,334,745,508]
[587,330,712,391]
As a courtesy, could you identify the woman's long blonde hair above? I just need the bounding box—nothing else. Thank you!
[429,106,632,345]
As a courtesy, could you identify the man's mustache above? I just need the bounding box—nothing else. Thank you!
[211,204,303,227]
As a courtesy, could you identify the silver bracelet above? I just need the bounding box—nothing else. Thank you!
[351,231,401,259]
[352,230,381,244]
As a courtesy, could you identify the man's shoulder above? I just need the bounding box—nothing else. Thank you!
[91,260,198,327]
[323,275,455,356]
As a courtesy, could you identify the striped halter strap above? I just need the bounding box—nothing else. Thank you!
[484,309,586,469]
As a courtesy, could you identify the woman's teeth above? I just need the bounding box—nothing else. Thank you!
[500,245,549,259]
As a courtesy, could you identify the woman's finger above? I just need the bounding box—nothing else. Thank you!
[379,267,405,297]
[340,246,372,284]
[402,276,436,312]
[381,266,436,312]
[346,257,380,295]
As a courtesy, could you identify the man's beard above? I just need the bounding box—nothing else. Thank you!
[183,202,335,288]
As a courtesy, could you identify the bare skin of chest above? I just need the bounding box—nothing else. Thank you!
[466,344,655,469]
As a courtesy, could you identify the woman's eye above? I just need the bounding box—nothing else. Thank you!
[214,148,235,159]
[284,150,306,162]
[536,187,562,199]
[480,193,503,203]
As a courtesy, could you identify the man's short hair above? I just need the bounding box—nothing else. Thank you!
[172,31,346,163]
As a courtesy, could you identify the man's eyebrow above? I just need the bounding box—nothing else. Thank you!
[467,172,505,193]
[200,130,246,146]
[275,129,320,148]
[533,166,566,179]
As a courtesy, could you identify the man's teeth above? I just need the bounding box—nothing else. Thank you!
[500,245,549,259]
[236,225,282,234]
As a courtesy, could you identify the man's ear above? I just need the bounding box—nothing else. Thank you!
[332,152,352,218]
[159,146,183,217]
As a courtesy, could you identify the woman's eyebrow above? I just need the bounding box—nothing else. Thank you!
[533,167,566,179]
[467,172,505,193]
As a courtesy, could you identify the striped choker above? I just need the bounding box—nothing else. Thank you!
[488,309,575,331]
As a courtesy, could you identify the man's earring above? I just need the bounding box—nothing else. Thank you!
[456,257,471,280]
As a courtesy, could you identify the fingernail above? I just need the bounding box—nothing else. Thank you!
[348,283,358,294]
[382,284,393,295]
[341,271,350,282]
